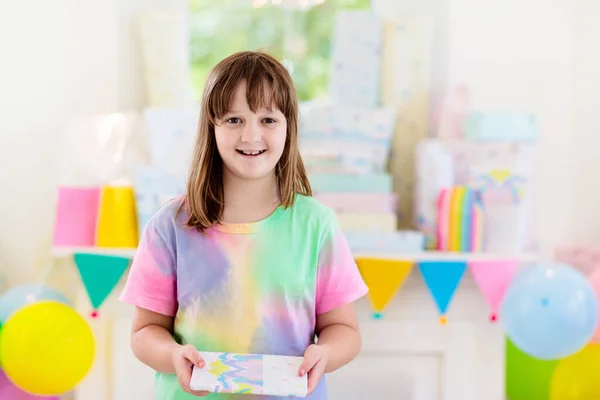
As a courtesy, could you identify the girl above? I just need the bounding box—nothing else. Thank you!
[120,51,368,399]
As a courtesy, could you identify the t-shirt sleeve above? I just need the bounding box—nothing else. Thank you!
[119,216,178,317]
[315,210,369,315]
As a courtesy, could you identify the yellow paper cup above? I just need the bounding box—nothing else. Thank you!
[96,186,138,248]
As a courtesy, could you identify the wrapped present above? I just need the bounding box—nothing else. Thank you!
[464,111,538,142]
[309,173,393,193]
[414,139,536,253]
[384,17,434,228]
[345,231,425,254]
[190,352,307,397]
[328,11,383,107]
[434,84,471,140]
[555,246,600,275]
[301,138,390,174]
[414,140,455,249]
[467,142,535,253]
[315,193,396,214]
[137,10,195,107]
[143,106,199,179]
[337,213,397,233]
[300,105,396,145]
[133,166,185,234]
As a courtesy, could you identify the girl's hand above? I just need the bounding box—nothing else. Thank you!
[298,344,330,395]
[171,344,210,397]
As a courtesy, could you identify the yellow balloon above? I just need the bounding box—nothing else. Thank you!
[0,300,95,396]
[550,344,600,399]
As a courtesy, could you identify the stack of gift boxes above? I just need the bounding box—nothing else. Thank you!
[299,10,424,255]
[414,86,538,254]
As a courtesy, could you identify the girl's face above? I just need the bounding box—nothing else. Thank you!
[215,80,287,182]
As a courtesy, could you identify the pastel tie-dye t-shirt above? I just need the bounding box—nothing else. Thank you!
[120,194,368,400]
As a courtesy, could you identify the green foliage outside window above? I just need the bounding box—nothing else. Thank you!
[189,0,371,102]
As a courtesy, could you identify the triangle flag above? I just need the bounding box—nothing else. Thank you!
[74,253,131,318]
[418,260,467,324]
[469,259,519,322]
[357,258,413,319]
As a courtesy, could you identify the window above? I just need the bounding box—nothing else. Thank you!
[189,0,371,102]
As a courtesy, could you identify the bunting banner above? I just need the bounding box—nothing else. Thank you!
[470,259,519,322]
[356,258,413,319]
[418,260,467,324]
[74,253,131,318]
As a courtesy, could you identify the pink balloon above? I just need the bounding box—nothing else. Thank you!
[589,270,600,343]
[0,370,59,400]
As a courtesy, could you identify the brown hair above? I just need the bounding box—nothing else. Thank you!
[183,51,312,232]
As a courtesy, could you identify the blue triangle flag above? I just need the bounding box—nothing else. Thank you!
[418,260,467,321]
[74,253,131,317]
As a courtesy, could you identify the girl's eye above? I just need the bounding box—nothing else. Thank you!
[262,118,276,124]
[226,117,242,124]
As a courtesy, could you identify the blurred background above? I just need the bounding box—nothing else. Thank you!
[0,0,598,399]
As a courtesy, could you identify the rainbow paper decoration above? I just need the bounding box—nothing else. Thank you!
[436,186,483,252]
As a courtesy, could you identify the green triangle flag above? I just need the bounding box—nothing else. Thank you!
[74,253,131,317]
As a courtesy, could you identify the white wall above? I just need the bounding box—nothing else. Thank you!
[0,0,189,285]
[0,0,595,286]
[0,0,128,285]
[0,1,107,284]
[572,0,600,243]
[448,0,576,255]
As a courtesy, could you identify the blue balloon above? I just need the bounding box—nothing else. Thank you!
[500,262,599,360]
[0,284,72,323]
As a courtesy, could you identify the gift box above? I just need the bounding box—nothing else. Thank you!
[309,173,393,193]
[133,166,185,234]
[328,11,382,107]
[301,138,390,174]
[300,105,396,145]
[315,193,396,214]
[143,106,199,179]
[414,139,535,253]
[345,231,425,254]
[337,213,397,233]
[464,111,538,142]
[414,140,455,249]
[190,352,307,397]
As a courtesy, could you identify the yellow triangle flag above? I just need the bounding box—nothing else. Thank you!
[356,258,413,318]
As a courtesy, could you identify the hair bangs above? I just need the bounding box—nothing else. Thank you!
[206,55,293,126]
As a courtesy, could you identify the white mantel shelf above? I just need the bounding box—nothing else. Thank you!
[52,246,539,262]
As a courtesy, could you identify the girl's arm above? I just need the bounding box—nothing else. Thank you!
[314,303,361,373]
[299,303,362,394]
[131,307,180,374]
[131,307,208,396]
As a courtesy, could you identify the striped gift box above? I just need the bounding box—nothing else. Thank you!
[337,213,397,233]
[315,193,396,214]
[309,173,393,193]
[344,231,425,254]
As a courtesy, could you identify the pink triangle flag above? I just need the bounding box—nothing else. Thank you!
[469,259,519,322]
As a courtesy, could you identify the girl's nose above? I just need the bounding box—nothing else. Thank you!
[241,121,261,143]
